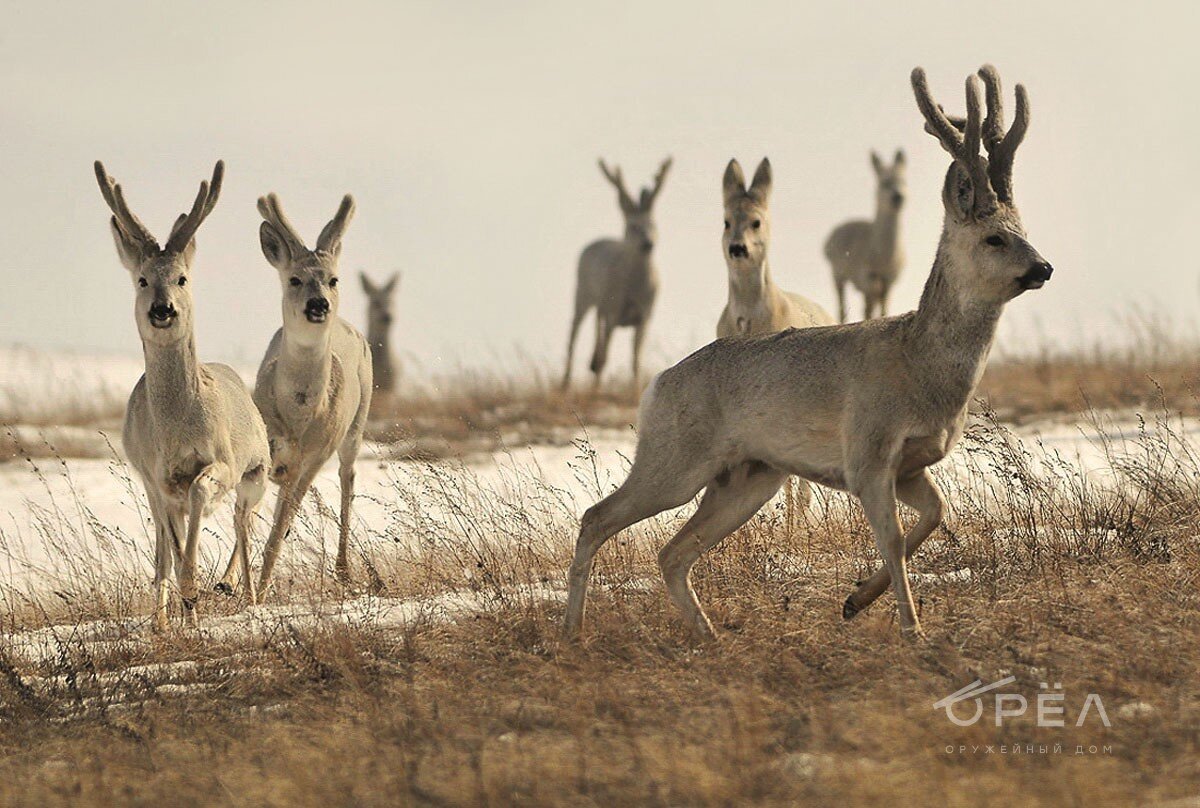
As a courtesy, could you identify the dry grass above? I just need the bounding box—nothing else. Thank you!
[2,407,1200,805]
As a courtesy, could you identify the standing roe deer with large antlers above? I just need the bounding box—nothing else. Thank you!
[561,157,671,390]
[253,193,373,598]
[95,160,270,631]
[825,149,907,322]
[564,65,1052,641]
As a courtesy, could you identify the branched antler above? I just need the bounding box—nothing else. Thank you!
[256,193,309,255]
[643,156,673,206]
[912,67,997,214]
[165,161,225,253]
[598,159,635,210]
[94,161,159,252]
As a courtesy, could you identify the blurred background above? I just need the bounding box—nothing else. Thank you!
[1,0,1197,376]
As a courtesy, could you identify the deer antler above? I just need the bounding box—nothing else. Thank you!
[316,195,356,255]
[976,64,1028,203]
[256,193,308,255]
[598,159,635,210]
[165,161,225,253]
[911,67,997,214]
[644,156,673,205]
[94,161,159,252]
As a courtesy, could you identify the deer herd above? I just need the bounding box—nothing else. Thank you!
[98,65,1050,640]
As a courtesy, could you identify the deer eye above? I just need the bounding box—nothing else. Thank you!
[138,277,148,288]
[329,277,339,287]
[985,235,1005,247]
[177,276,187,286]
[289,277,302,287]
[752,220,761,230]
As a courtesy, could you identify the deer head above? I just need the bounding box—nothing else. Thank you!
[257,193,355,336]
[598,157,672,253]
[95,160,224,345]
[913,65,1052,304]
[360,271,400,333]
[871,149,906,214]
[721,157,773,272]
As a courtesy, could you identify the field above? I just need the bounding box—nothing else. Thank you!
[2,341,1200,806]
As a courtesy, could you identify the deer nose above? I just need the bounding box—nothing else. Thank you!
[728,243,749,259]
[306,297,330,314]
[148,302,176,322]
[1029,261,1053,282]
[892,192,905,206]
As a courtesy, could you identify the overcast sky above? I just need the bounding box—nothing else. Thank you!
[2,1,1197,376]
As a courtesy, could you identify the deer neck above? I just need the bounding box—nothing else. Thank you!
[726,255,781,320]
[367,321,394,375]
[908,238,1004,408]
[142,334,202,423]
[279,324,333,399]
[871,203,901,262]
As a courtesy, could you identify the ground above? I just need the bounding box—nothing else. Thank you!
[1,343,1199,806]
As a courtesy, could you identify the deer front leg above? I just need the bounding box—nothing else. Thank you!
[335,459,355,585]
[177,464,228,625]
[631,321,648,393]
[144,489,174,632]
[257,465,320,602]
[589,314,612,387]
[844,469,944,619]
[835,279,847,324]
[562,304,586,390]
[855,470,923,638]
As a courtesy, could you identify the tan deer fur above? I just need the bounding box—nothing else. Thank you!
[360,271,401,397]
[95,160,270,631]
[564,65,1053,641]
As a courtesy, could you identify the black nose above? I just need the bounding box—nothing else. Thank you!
[306,297,330,314]
[892,192,904,206]
[728,243,749,259]
[148,302,176,321]
[643,240,654,252]
[1029,261,1053,282]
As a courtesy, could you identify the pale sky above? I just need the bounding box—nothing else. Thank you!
[2,1,1197,376]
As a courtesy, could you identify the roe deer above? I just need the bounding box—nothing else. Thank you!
[253,193,373,597]
[95,160,270,631]
[564,65,1052,641]
[824,150,907,322]
[561,157,671,390]
[360,271,401,397]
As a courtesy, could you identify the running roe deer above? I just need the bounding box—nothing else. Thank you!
[95,160,270,631]
[360,271,401,397]
[825,149,906,322]
[561,157,672,390]
[564,65,1052,641]
[253,193,373,596]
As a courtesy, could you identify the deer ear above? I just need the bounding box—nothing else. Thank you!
[384,272,400,294]
[748,158,772,203]
[942,163,975,223]
[259,221,292,270]
[871,151,885,176]
[359,271,376,295]
[109,217,148,272]
[893,149,906,169]
[723,159,746,204]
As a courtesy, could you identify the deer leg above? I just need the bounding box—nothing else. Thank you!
[335,457,356,585]
[562,304,587,390]
[835,279,847,324]
[589,314,612,387]
[177,464,227,625]
[564,463,711,639]
[257,466,320,603]
[855,471,923,638]
[631,321,648,393]
[879,286,890,317]
[844,469,944,619]
[658,463,787,640]
[218,463,267,603]
[144,488,174,633]
[863,294,875,320]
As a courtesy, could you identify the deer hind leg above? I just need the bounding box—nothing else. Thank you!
[562,303,588,390]
[564,461,713,639]
[218,463,267,602]
[588,314,612,386]
[855,471,923,638]
[177,464,228,625]
[335,448,360,586]
[844,469,944,620]
[658,462,787,640]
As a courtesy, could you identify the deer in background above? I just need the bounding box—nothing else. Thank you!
[561,157,672,390]
[95,160,270,631]
[564,65,1052,642]
[360,271,401,398]
[253,193,373,597]
[824,150,906,322]
[718,157,834,337]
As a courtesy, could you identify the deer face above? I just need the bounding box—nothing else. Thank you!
[721,158,773,272]
[129,252,196,343]
[622,202,658,253]
[360,272,399,333]
[257,193,355,337]
[942,195,1051,305]
[872,150,906,213]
